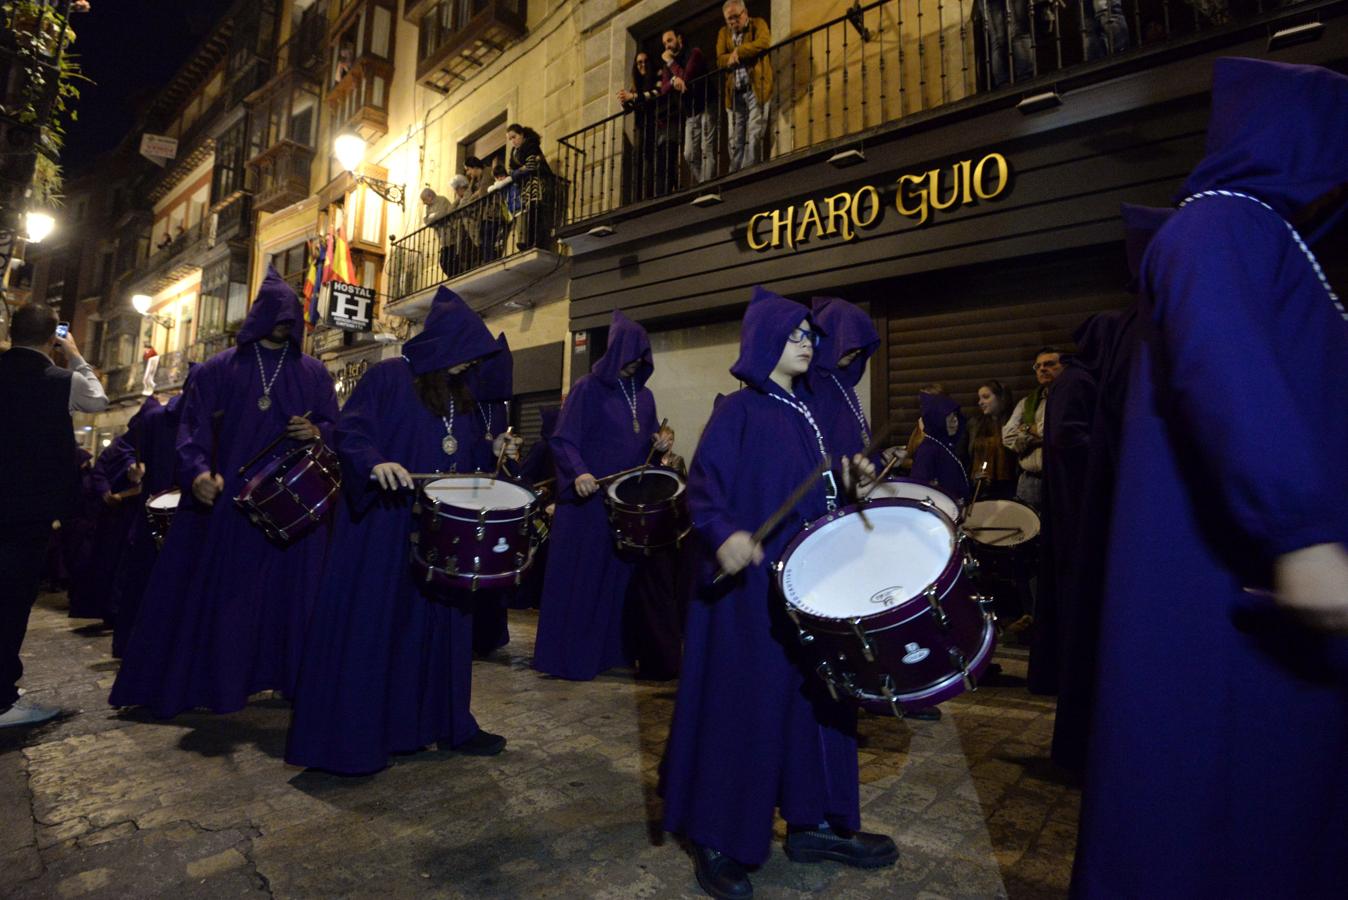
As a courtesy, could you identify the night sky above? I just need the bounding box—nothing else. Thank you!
[62,1,233,173]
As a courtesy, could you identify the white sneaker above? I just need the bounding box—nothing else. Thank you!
[0,698,61,728]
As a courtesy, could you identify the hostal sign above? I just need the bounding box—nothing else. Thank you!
[746,152,1010,252]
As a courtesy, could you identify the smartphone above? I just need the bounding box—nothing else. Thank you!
[56,321,70,339]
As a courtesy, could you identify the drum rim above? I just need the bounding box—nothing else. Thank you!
[605,466,686,507]
[421,473,538,521]
[146,488,182,510]
[776,497,963,622]
[236,441,339,501]
[962,497,1041,547]
[866,477,963,520]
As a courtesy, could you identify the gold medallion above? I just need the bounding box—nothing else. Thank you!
[257,395,272,411]
[442,435,458,456]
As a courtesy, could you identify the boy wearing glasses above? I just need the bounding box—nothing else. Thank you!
[662,286,892,899]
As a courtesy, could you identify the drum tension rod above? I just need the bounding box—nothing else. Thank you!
[849,618,876,662]
[784,605,815,645]
[926,586,950,630]
[816,661,841,701]
[949,649,976,692]
[881,675,905,720]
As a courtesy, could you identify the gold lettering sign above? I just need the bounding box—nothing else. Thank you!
[745,152,1011,252]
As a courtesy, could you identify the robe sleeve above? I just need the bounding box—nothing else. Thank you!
[688,397,749,554]
[1147,202,1340,556]
[334,365,392,486]
[305,361,340,447]
[550,379,594,485]
[1047,373,1095,458]
[177,356,224,488]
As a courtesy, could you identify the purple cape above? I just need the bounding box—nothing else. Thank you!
[1072,58,1348,898]
[109,270,339,717]
[809,295,879,460]
[287,288,499,774]
[661,286,859,866]
[533,310,660,680]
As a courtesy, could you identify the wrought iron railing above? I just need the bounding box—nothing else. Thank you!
[554,0,1324,225]
[387,177,569,302]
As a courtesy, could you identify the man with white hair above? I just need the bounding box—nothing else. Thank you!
[716,0,773,172]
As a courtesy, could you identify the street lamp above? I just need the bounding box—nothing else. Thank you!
[333,132,406,210]
[25,210,56,243]
[132,293,175,330]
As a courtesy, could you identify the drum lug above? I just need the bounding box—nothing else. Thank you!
[849,617,876,662]
[962,552,979,577]
[475,526,486,541]
[816,661,840,701]
[881,675,905,720]
[473,556,481,573]
[949,649,976,692]
[471,574,480,593]
[926,586,950,630]
[772,561,784,574]
[972,593,996,618]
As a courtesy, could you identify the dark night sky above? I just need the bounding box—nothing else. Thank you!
[63,1,233,174]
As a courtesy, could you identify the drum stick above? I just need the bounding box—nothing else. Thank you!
[237,409,312,477]
[490,426,516,483]
[969,461,989,507]
[595,463,651,486]
[860,454,902,501]
[712,455,833,585]
[637,418,669,483]
[531,477,556,490]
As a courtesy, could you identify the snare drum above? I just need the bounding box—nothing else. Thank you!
[775,497,996,717]
[411,475,539,592]
[604,467,692,552]
[866,477,962,524]
[234,442,342,543]
[144,488,181,549]
[961,499,1041,552]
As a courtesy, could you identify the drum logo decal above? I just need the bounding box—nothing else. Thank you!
[492,537,510,554]
[902,642,930,664]
[869,587,903,607]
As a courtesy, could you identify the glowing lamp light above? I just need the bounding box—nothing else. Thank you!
[131,294,153,315]
[25,210,56,243]
[334,133,366,173]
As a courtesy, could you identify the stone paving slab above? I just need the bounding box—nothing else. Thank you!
[2,593,1078,898]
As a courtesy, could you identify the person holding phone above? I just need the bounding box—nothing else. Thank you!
[1,304,108,728]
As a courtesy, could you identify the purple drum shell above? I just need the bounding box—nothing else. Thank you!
[411,475,539,593]
[775,497,997,714]
[603,467,692,551]
[234,442,342,543]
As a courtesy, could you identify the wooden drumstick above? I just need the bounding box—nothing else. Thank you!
[237,409,312,477]
[595,463,652,486]
[637,418,669,483]
[490,426,516,483]
[712,456,832,585]
[860,453,901,501]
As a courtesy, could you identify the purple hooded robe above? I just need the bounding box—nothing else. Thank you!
[286,288,501,775]
[661,286,860,866]
[1071,58,1348,898]
[909,391,971,507]
[68,418,146,621]
[809,295,880,462]
[109,269,339,717]
[533,310,661,680]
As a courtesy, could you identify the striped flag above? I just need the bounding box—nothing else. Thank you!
[323,220,357,286]
[302,238,327,332]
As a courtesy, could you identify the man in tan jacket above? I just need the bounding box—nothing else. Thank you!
[716,0,773,172]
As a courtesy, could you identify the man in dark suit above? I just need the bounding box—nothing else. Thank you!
[1,303,107,727]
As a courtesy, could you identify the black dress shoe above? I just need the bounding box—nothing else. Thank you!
[691,842,753,899]
[451,730,507,756]
[784,825,899,868]
[903,705,942,721]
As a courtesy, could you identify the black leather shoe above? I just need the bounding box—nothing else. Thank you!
[784,826,899,868]
[691,842,753,899]
[451,730,507,756]
[903,705,942,721]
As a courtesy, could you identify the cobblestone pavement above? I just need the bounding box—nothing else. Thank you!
[2,594,1078,899]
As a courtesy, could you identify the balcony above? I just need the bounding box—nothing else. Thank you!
[213,192,253,245]
[130,218,213,295]
[414,0,527,94]
[249,140,315,213]
[554,0,1336,231]
[385,179,569,317]
[327,55,393,141]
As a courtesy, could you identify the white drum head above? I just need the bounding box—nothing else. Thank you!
[606,468,684,506]
[424,476,536,511]
[147,490,182,511]
[867,479,960,523]
[780,503,955,619]
[963,500,1040,547]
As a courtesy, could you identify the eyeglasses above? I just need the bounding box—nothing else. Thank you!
[787,328,820,348]
[1032,360,1060,371]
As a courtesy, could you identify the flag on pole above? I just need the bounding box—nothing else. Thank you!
[302,237,327,332]
[323,220,357,286]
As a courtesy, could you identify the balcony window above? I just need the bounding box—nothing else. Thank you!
[213,119,249,200]
[414,0,526,94]
[326,0,396,139]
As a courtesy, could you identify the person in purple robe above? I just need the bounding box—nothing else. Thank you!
[661,286,893,900]
[508,405,559,611]
[287,288,516,774]
[908,391,971,507]
[533,310,671,681]
[809,295,880,463]
[1071,58,1348,899]
[471,332,516,656]
[109,269,339,718]
[68,424,146,622]
[108,370,197,659]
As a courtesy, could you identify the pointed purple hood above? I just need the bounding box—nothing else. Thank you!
[236,267,305,347]
[731,286,812,392]
[1181,58,1348,221]
[811,296,879,388]
[591,310,653,388]
[472,333,513,402]
[919,391,964,448]
[401,287,500,375]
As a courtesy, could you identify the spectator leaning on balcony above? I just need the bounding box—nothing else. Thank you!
[1079,0,1129,63]
[618,51,667,200]
[977,0,1034,88]
[717,0,773,173]
[422,185,456,280]
[491,123,556,251]
[662,29,714,186]
[1,303,108,729]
